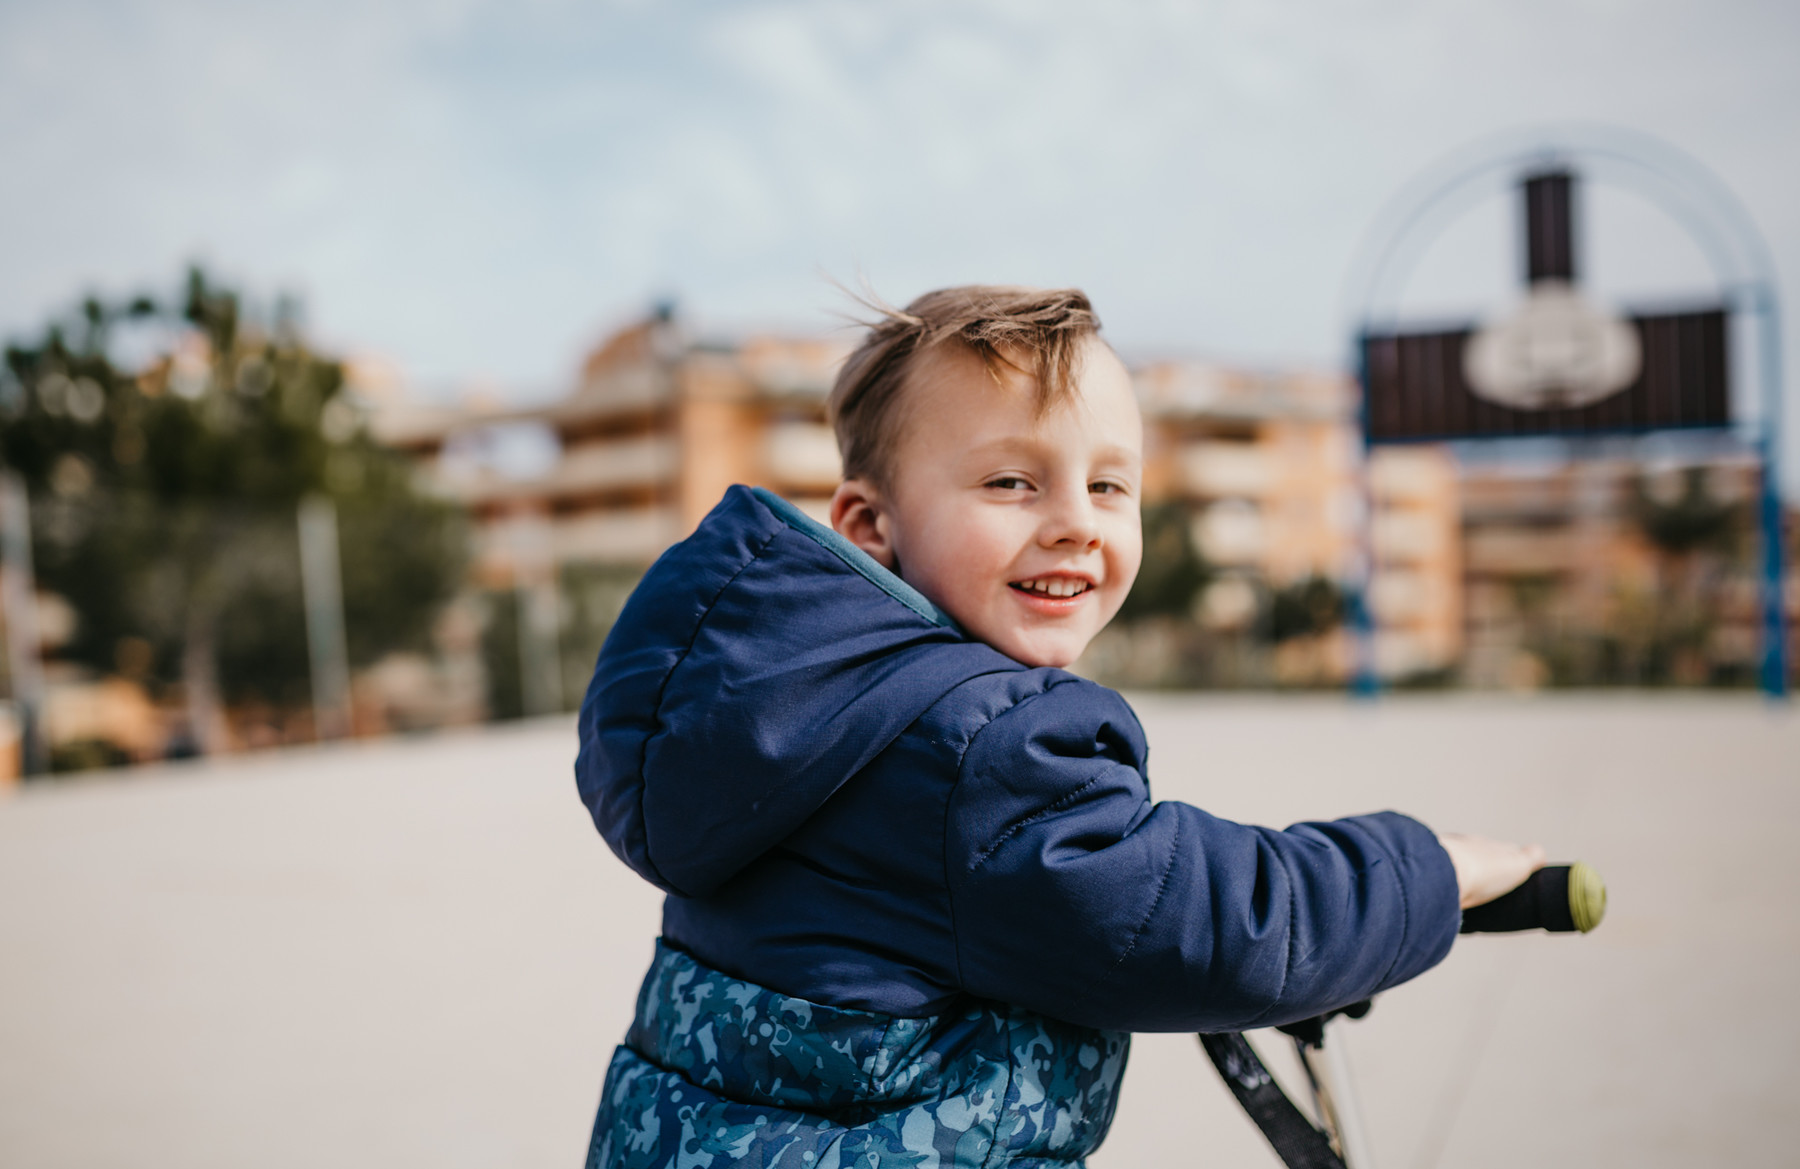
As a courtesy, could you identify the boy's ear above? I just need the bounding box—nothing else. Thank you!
[830,478,897,570]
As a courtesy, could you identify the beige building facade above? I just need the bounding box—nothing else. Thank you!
[381,315,1471,687]
[390,315,1762,691]
[1455,454,1790,688]
[378,314,849,589]
[1137,359,1462,681]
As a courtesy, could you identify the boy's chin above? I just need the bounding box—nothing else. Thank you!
[993,630,1092,670]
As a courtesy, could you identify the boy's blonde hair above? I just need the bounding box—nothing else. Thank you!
[828,285,1102,486]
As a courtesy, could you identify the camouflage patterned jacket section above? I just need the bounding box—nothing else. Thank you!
[587,942,1130,1168]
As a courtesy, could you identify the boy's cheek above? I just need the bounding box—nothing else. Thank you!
[1110,541,1145,603]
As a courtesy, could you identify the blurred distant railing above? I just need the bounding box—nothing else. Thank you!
[0,484,475,776]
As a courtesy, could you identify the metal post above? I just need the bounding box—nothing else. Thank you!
[1754,288,1789,698]
[1297,1027,1378,1168]
[0,472,47,774]
[1351,337,1382,698]
[511,513,562,718]
[298,495,354,738]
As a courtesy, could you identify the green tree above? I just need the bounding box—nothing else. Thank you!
[1265,575,1347,645]
[1632,467,1742,557]
[1618,467,1753,686]
[1116,502,1209,623]
[1,267,466,756]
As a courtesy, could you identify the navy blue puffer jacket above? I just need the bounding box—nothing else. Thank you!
[577,485,1460,1035]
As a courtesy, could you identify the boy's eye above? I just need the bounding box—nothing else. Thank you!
[1089,480,1126,495]
[986,476,1032,491]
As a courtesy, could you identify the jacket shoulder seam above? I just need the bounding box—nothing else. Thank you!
[1240,838,1298,1029]
[947,672,1093,774]
[1109,804,1181,975]
[945,675,1134,996]
[1374,849,1410,988]
[964,773,1107,875]
[941,672,1067,992]
[948,674,1095,876]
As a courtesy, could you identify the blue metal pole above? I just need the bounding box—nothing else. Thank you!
[1755,286,1789,698]
[1352,333,1381,698]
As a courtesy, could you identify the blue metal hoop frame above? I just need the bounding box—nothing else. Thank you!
[1343,124,1787,698]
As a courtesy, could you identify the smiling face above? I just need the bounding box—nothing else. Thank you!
[829,336,1143,668]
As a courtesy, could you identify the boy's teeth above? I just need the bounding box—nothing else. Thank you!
[1018,578,1087,597]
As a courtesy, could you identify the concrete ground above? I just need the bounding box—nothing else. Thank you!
[0,694,1794,1168]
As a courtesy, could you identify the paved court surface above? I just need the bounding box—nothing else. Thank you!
[1,694,1795,1168]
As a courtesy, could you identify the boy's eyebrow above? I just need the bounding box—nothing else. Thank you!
[962,435,1143,467]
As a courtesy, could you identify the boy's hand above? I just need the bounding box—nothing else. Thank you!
[1437,833,1547,910]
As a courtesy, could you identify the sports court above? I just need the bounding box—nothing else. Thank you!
[1,694,1793,1167]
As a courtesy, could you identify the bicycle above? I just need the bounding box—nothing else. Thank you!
[1200,863,1609,1169]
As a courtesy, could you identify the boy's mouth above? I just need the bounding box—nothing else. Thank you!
[1009,576,1094,600]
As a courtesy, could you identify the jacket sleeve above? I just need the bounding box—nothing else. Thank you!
[945,678,1460,1033]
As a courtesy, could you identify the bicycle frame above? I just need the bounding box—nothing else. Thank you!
[1202,862,1606,1169]
[1294,1019,1375,1169]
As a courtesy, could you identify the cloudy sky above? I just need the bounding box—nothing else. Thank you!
[2,0,1796,477]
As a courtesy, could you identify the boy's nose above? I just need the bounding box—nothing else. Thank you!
[1039,489,1102,549]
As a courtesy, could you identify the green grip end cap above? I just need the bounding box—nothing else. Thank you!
[1568,861,1607,933]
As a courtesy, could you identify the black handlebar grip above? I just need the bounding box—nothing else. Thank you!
[1459,862,1606,934]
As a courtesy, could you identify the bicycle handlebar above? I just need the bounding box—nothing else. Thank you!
[1458,861,1607,934]
[1207,862,1606,1168]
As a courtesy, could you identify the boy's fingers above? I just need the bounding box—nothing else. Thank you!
[1443,835,1551,909]
[1489,843,1547,902]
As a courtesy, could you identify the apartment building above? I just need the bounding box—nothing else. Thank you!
[377,311,849,588]
[379,316,1466,687]
[1136,360,1462,681]
[1455,453,1786,687]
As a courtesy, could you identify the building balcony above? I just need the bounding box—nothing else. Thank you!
[1462,527,1581,575]
[439,433,678,508]
[1192,501,1265,566]
[1369,448,1453,502]
[555,435,679,496]
[1179,442,1276,498]
[1369,568,1440,623]
[553,506,683,566]
[764,423,842,491]
[1371,510,1445,561]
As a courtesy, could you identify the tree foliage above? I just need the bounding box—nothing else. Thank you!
[1265,575,1347,645]
[0,268,466,748]
[1116,502,1210,623]
[1631,467,1744,557]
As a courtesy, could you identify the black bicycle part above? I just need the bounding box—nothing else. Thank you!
[1275,999,1372,1049]
[1207,863,1603,1166]
[1198,1032,1346,1169]
[1459,864,1575,933]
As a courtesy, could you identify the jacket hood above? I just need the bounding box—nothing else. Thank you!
[576,485,1016,898]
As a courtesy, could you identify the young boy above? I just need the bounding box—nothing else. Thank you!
[576,286,1541,1168]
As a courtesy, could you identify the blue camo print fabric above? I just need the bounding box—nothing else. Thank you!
[587,942,1130,1168]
